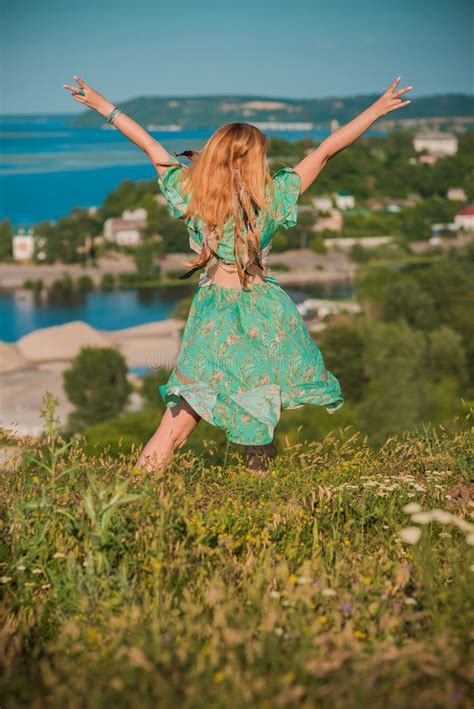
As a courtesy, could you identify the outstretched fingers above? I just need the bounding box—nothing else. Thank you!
[386,76,402,94]
[390,99,412,111]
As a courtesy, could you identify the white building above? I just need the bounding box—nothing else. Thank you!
[13,228,35,261]
[312,195,333,212]
[446,187,467,201]
[314,210,343,233]
[454,206,474,231]
[323,236,395,251]
[334,191,355,210]
[104,208,148,246]
[122,207,147,222]
[413,131,458,156]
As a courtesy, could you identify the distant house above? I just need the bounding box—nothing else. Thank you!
[312,196,333,212]
[447,187,467,201]
[324,236,395,251]
[385,203,402,213]
[418,154,438,165]
[454,205,474,231]
[334,191,355,210]
[103,207,148,246]
[13,228,35,261]
[413,131,458,157]
[314,210,343,233]
[409,240,439,255]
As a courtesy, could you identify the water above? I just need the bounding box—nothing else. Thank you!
[0,114,386,227]
[0,280,352,343]
[0,114,356,342]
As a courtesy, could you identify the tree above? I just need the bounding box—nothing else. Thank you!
[309,233,327,253]
[63,346,132,427]
[356,319,426,447]
[134,240,161,278]
[291,211,316,249]
[0,218,14,261]
[318,324,368,403]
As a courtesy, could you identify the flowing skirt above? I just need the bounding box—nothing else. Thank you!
[159,272,344,445]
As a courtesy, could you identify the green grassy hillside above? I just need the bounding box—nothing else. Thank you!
[1,394,472,707]
[69,93,474,130]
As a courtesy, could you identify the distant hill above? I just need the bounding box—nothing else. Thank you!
[69,93,474,131]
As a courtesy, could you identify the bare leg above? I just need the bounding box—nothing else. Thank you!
[245,442,277,476]
[135,397,201,472]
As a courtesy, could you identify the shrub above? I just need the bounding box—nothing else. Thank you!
[63,346,132,427]
[100,273,116,290]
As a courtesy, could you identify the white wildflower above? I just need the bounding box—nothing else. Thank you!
[321,588,337,597]
[431,509,453,524]
[404,597,416,605]
[466,533,474,546]
[452,518,474,534]
[411,512,433,525]
[400,527,422,545]
[403,502,422,514]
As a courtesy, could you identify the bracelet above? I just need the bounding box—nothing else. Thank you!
[105,106,122,124]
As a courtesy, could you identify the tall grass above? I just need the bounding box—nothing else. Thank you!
[1,393,473,708]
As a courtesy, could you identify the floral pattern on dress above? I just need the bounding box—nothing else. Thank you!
[156,161,344,445]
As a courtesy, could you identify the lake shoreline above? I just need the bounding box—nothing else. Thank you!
[0,249,355,290]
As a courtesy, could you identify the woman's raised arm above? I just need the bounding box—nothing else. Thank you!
[63,75,172,177]
[293,77,413,195]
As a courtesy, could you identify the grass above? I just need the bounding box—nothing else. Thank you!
[0,393,473,708]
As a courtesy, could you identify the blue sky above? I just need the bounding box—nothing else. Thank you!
[1,0,472,114]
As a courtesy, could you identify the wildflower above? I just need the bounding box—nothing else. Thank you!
[0,576,12,584]
[288,575,298,584]
[318,615,327,623]
[452,517,474,534]
[400,527,422,545]
[32,568,43,575]
[269,590,280,599]
[213,672,225,684]
[403,502,422,514]
[339,603,352,613]
[321,588,336,597]
[296,576,312,585]
[404,598,416,605]
[466,533,474,546]
[431,509,453,524]
[410,512,432,524]
[354,630,366,639]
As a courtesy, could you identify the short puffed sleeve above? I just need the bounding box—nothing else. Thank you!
[271,167,302,229]
[156,160,191,219]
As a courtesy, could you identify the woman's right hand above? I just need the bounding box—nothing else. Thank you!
[372,77,413,117]
[62,75,113,115]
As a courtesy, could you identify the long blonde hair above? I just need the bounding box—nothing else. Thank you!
[160,122,274,289]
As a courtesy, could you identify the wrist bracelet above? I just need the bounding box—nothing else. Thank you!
[105,106,122,124]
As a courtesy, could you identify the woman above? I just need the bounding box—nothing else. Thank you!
[64,75,412,474]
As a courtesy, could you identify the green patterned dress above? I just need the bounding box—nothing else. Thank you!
[156,160,344,445]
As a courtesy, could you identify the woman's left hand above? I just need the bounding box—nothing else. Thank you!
[62,75,109,113]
